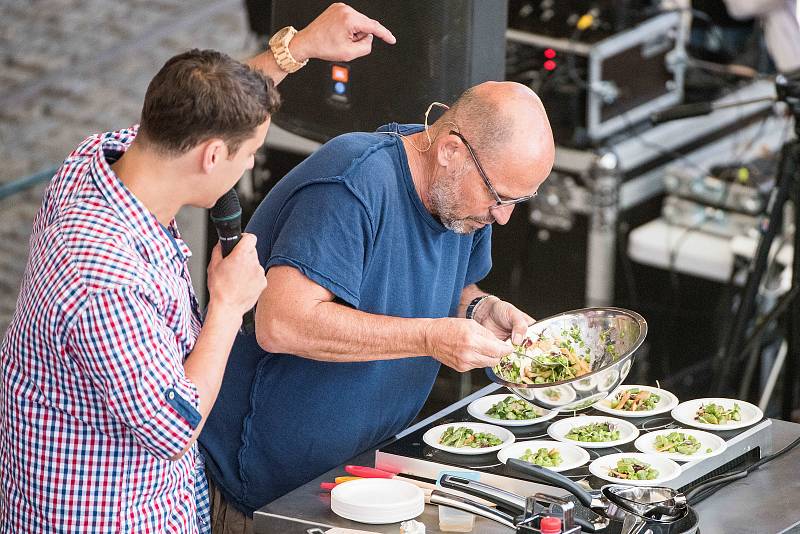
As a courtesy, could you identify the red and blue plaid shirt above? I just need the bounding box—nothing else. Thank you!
[0,126,211,533]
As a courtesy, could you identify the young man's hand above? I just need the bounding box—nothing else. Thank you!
[291,3,396,63]
[206,234,266,317]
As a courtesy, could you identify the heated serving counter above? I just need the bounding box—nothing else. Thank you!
[254,384,800,534]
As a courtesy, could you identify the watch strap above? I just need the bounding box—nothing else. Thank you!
[269,26,308,74]
[466,295,492,320]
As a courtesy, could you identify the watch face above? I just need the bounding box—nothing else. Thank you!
[270,26,292,46]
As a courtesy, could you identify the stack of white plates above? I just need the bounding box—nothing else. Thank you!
[330,478,425,524]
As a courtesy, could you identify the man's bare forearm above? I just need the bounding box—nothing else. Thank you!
[260,298,439,361]
[257,267,514,369]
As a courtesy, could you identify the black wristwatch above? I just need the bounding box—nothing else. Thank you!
[465,295,492,320]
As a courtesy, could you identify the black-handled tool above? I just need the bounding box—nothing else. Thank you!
[507,459,596,509]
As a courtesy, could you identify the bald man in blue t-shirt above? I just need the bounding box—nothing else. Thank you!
[200,81,555,518]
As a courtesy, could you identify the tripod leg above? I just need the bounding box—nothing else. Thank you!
[784,141,800,419]
[712,140,796,395]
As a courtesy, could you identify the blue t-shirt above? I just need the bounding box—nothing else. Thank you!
[199,124,492,514]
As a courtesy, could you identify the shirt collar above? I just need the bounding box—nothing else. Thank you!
[89,134,191,265]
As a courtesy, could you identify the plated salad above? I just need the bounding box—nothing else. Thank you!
[612,388,660,412]
[695,403,741,425]
[566,422,620,442]
[654,432,709,455]
[493,326,591,384]
[609,458,659,481]
[486,396,539,420]
[438,427,503,448]
[519,447,563,468]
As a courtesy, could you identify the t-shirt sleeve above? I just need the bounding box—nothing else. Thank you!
[67,287,201,460]
[465,225,493,287]
[265,181,374,307]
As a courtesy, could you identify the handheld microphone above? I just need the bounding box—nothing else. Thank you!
[210,189,256,334]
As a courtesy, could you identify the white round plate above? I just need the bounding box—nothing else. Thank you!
[468,394,558,427]
[589,453,682,486]
[671,398,764,431]
[422,422,515,455]
[634,428,727,462]
[331,478,424,524]
[547,416,639,448]
[533,385,577,407]
[594,385,679,418]
[497,440,590,472]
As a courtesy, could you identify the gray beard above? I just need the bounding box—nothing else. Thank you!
[429,171,472,234]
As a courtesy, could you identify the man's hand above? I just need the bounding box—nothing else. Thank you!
[424,318,514,372]
[206,234,267,317]
[290,3,396,63]
[472,297,535,346]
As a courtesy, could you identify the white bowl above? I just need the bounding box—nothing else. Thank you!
[633,428,727,462]
[467,393,558,427]
[547,416,639,448]
[589,452,682,486]
[594,385,679,418]
[671,398,763,431]
[497,440,590,472]
[422,422,515,455]
[331,478,424,524]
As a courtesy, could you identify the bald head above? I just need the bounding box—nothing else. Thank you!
[434,81,555,196]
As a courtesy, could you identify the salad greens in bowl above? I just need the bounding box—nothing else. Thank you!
[486,307,647,412]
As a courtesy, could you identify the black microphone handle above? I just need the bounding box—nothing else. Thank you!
[217,237,257,334]
[218,234,240,257]
[241,309,256,335]
[210,190,256,334]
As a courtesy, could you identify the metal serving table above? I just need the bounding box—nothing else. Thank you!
[254,384,800,534]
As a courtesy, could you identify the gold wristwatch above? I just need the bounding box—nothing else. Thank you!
[269,26,308,74]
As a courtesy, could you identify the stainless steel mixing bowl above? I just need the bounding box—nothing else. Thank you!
[485,307,647,412]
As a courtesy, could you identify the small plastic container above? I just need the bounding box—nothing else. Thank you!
[438,504,475,532]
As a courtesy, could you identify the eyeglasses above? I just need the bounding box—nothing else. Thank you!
[449,130,536,210]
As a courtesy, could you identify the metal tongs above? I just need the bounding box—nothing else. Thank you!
[433,474,604,532]
[430,485,582,533]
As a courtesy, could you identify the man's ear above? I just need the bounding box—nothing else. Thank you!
[200,139,227,174]
[437,133,461,168]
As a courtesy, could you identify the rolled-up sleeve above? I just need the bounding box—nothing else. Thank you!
[68,286,201,459]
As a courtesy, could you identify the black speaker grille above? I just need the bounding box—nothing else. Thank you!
[270,0,508,142]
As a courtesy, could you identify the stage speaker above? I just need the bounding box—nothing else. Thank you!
[270,1,508,142]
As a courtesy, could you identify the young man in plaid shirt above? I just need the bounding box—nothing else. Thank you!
[0,5,394,533]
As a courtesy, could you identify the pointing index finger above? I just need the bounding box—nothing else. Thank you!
[352,16,396,44]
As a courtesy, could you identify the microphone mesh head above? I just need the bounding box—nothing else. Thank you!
[210,189,242,221]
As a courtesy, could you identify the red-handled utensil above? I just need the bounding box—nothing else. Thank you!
[345,465,398,479]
